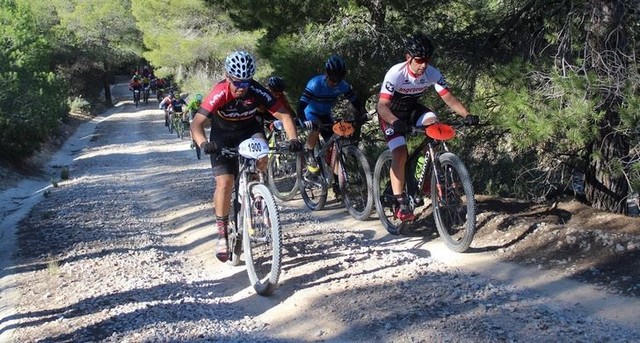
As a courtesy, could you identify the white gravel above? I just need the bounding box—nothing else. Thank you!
[1,89,639,342]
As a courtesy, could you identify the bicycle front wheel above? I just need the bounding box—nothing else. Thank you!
[339,145,373,220]
[431,152,476,252]
[373,150,403,234]
[243,183,282,296]
[297,147,328,210]
[267,151,300,201]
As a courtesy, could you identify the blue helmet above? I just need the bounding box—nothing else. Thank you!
[325,55,347,81]
[267,76,286,92]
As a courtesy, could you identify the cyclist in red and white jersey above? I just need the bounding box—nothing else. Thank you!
[377,32,480,223]
[190,50,302,262]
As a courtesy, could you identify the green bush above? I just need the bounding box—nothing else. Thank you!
[68,97,91,114]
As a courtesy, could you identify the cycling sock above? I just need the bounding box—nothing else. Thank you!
[394,195,404,205]
[215,215,229,262]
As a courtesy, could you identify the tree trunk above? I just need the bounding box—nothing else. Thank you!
[582,0,631,214]
[356,0,386,29]
[103,68,113,107]
[584,124,629,213]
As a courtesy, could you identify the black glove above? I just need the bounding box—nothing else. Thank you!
[288,139,303,153]
[392,120,409,135]
[464,114,480,126]
[201,141,219,154]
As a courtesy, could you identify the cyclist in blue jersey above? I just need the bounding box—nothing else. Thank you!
[298,55,366,193]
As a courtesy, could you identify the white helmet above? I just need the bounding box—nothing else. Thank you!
[225,51,256,80]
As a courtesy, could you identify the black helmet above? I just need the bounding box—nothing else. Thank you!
[267,76,286,92]
[325,55,347,81]
[405,32,434,58]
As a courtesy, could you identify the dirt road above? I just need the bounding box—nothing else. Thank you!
[0,83,639,342]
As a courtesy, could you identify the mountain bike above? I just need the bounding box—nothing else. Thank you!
[187,111,202,159]
[167,108,175,133]
[157,87,165,102]
[222,137,284,296]
[265,120,311,201]
[297,118,374,221]
[133,89,140,107]
[169,111,188,139]
[372,121,476,252]
[143,85,150,105]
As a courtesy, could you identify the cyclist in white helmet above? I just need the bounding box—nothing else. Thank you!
[190,50,302,262]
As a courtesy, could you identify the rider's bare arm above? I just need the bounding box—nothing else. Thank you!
[440,92,470,118]
[190,113,209,148]
[377,97,399,125]
[271,105,298,141]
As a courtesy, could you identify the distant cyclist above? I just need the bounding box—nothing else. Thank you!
[256,76,296,129]
[186,93,204,147]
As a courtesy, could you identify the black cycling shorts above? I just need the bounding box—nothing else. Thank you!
[209,120,263,177]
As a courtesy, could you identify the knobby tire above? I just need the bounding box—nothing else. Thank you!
[267,151,300,201]
[431,152,476,253]
[372,150,402,235]
[339,145,374,220]
[297,144,328,211]
[243,183,282,296]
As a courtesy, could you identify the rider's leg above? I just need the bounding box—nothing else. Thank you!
[213,173,234,262]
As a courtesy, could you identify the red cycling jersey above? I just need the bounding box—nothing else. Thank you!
[198,79,283,130]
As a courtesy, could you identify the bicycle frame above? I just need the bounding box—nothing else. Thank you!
[221,137,284,295]
[299,118,374,220]
[312,122,359,187]
[373,121,476,252]
[407,129,448,205]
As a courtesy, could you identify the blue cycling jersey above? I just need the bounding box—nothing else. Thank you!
[299,75,357,120]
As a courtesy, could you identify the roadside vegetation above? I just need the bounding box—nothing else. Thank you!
[1,0,638,216]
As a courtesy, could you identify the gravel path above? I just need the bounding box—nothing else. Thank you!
[1,89,639,342]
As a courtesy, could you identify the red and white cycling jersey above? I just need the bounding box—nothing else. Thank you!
[379,61,450,113]
[198,79,282,130]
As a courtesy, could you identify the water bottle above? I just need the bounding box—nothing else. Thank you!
[273,120,284,131]
[415,156,426,180]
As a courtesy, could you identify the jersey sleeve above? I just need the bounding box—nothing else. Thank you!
[198,81,227,119]
[429,67,450,96]
[246,81,280,113]
[379,67,399,101]
[299,77,317,104]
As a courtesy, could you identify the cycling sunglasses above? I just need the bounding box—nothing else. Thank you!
[412,56,430,64]
[228,77,251,89]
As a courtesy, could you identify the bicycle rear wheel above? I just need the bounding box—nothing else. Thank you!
[168,114,175,134]
[243,183,282,296]
[267,151,300,201]
[373,150,403,234]
[339,145,373,220]
[431,152,476,252]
